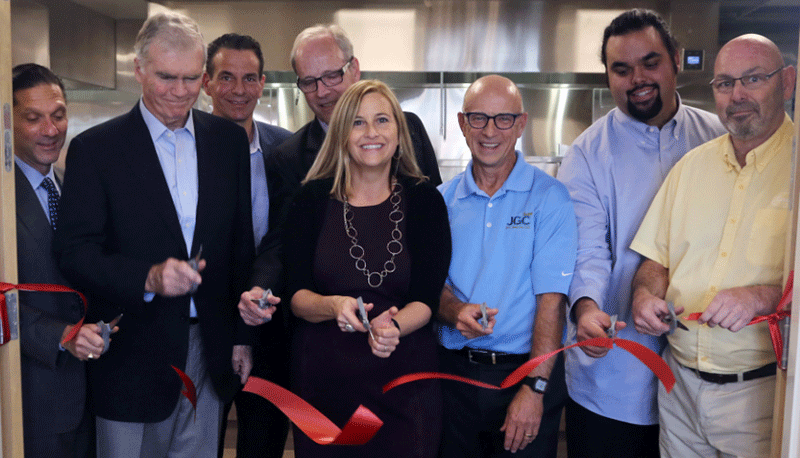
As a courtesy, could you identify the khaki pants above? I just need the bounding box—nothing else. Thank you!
[659,349,774,458]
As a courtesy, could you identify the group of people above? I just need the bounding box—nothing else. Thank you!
[12,6,793,458]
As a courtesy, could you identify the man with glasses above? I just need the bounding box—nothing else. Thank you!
[436,75,576,458]
[556,9,725,458]
[266,24,441,232]
[631,34,795,457]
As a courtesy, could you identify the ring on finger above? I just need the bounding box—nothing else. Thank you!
[524,433,534,438]
[88,353,95,359]
[344,323,355,332]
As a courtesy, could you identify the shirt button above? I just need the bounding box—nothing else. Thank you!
[488,203,493,208]
[487,222,492,228]
[185,223,191,228]
[721,252,727,257]
[739,184,745,190]
[701,356,709,362]
[182,192,187,196]
[730,218,736,224]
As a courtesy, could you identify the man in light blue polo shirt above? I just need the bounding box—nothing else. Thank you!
[556,9,725,458]
[437,74,577,458]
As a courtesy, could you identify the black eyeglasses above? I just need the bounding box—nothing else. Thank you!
[463,112,522,130]
[709,66,785,93]
[296,57,354,93]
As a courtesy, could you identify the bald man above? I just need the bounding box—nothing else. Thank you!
[435,75,576,457]
[631,34,796,457]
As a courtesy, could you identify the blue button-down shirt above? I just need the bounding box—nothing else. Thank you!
[140,99,199,317]
[557,100,726,425]
[249,126,268,248]
[437,151,577,354]
[15,156,60,225]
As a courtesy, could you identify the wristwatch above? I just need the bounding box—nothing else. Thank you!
[523,376,548,394]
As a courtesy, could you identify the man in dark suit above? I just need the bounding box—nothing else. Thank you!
[13,63,103,458]
[202,33,291,458]
[53,12,254,458]
[237,23,442,325]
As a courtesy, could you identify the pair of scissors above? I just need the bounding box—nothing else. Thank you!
[97,314,122,354]
[606,314,618,339]
[357,296,375,341]
[661,302,689,334]
[479,302,489,330]
[187,245,203,294]
[254,289,274,323]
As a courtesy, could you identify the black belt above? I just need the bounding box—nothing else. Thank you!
[451,347,529,365]
[690,362,776,384]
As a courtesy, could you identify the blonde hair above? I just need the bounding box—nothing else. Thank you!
[303,79,426,201]
[290,24,353,72]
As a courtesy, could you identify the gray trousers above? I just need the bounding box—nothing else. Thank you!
[96,324,222,458]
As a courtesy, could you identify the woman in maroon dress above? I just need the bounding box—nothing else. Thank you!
[281,80,451,458]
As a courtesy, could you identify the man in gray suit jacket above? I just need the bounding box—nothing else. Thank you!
[13,63,105,457]
[203,33,291,458]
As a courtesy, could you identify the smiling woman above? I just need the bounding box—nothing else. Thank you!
[280,80,452,458]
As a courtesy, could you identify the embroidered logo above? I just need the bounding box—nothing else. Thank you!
[507,212,532,229]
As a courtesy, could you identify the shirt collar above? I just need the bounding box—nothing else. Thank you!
[139,98,196,144]
[456,151,533,199]
[720,112,793,173]
[14,155,56,190]
[250,122,262,156]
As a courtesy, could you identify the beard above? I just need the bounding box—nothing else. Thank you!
[626,84,663,122]
[723,100,766,140]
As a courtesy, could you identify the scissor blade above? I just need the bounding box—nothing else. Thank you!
[357,296,375,340]
[479,302,488,330]
[108,314,123,328]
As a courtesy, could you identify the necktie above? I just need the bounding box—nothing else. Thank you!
[41,177,59,231]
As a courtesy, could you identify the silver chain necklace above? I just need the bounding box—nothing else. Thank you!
[343,180,404,288]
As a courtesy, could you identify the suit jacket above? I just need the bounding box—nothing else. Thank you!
[253,113,441,291]
[53,104,255,422]
[16,166,86,435]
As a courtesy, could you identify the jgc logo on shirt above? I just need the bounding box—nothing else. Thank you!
[507,212,532,228]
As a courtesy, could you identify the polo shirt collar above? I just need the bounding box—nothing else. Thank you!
[720,113,793,173]
[456,150,533,199]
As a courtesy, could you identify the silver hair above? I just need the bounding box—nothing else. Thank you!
[134,11,205,65]
[290,24,354,73]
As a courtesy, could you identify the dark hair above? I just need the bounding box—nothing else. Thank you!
[206,33,264,77]
[12,63,65,105]
[601,9,679,72]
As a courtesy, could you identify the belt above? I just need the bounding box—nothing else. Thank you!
[188,317,200,325]
[689,362,776,384]
[451,347,529,365]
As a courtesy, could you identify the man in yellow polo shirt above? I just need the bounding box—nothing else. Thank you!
[630,33,795,458]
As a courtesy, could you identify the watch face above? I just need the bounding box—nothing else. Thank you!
[534,379,547,392]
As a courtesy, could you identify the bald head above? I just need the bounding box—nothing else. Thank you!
[463,75,523,113]
[459,75,527,181]
[712,33,795,157]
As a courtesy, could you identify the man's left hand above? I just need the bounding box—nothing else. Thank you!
[700,285,781,332]
[500,385,543,453]
[232,345,253,384]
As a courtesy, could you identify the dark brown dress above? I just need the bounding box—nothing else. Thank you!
[287,184,445,458]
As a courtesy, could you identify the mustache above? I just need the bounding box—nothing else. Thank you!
[726,101,760,117]
[626,83,659,97]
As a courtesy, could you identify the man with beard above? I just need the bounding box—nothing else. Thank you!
[631,34,795,457]
[557,9,725,458]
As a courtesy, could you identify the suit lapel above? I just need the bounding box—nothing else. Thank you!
[192,111,212,257]
[120,105,187,251]
[15,167,54,248]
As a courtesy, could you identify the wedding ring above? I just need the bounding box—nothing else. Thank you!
[88,353,95,359]
[344,323,355,332]
[524,434,534,438]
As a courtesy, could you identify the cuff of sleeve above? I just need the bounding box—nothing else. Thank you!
[144,292,155,302]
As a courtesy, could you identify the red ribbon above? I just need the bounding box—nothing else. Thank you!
[172,365,198,419]
[243,376,383,445]
[684,272,793,369]
[0,282,87,345]
[383,337,675,394]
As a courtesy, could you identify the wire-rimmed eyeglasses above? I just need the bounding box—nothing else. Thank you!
[709,66,785,93]
[296,57,354,93]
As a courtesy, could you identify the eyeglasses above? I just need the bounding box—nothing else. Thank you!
[296,57,354,93]
[463,112,522,130]
[709,66,785,93]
